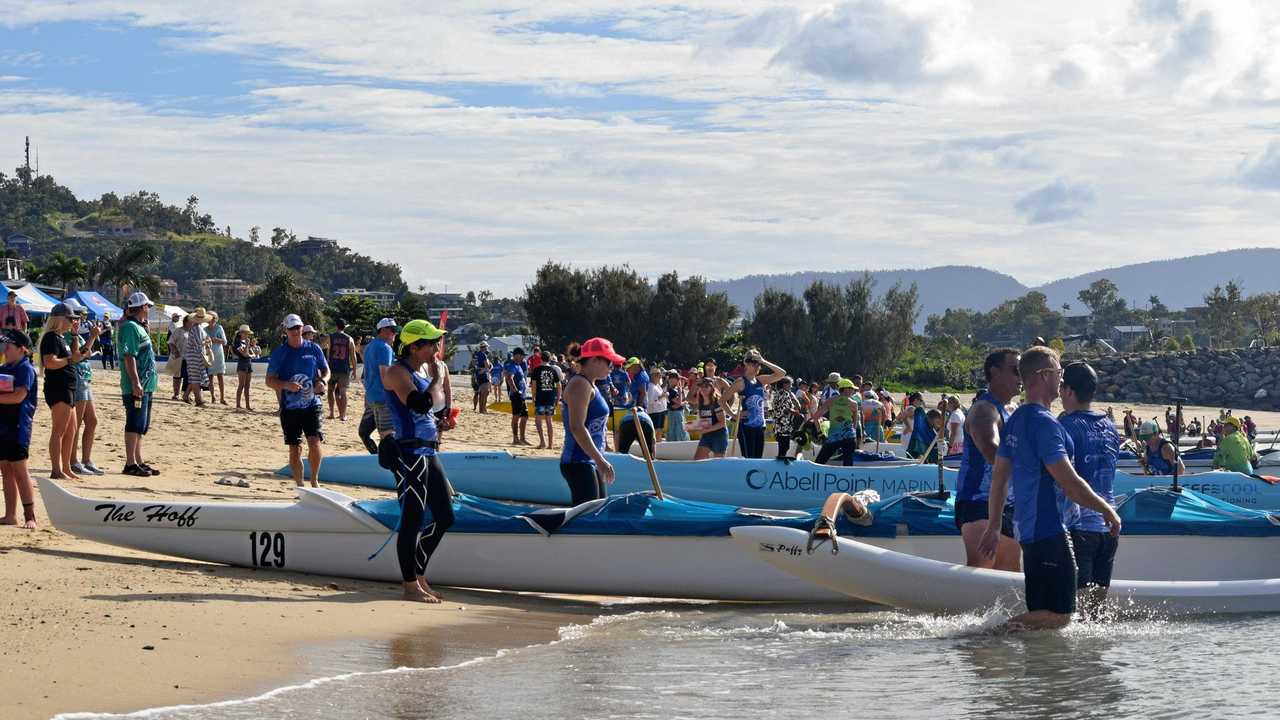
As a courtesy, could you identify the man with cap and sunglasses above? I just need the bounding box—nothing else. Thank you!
[266,313,329,487]
[358,318,399,454]
[0,328,38,528]
[119,292,160,476]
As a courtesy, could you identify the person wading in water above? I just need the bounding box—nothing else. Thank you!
[956,348,1023,571]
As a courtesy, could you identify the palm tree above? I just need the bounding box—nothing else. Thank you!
[33,252,88,297]
[94,241,160,303]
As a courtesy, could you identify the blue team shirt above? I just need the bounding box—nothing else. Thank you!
[741,377,766,428]
[1060,410,1120,533]
[956,391,1012,503]
[361,338,394,403]
[0,358,37,445]
[608,368,630,404]
[385,361,439,457]
[997,403,1074,544]
[504,359,528,396]
[268,340,329,411]
[561,381,610,465]
[472,349,488,368]
[628,369,650,410]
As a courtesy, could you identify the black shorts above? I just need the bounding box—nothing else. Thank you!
[510,396,528,417]
[123,393,153,435]
[1021,532,1078,615]
[281,406,324,446]
[1070,529,1118,589]
[954,499,1015,538]
[44,383,74,408]
[0,434,29,462]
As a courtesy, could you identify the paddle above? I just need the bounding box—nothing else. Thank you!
[631,410,665,500]
[1170,397,1186,493]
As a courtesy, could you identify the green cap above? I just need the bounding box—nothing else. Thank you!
[400,319,446,345]
[624,356,642,369]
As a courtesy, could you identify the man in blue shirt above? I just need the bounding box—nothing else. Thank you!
[0,330,37,529]
[504,347,530,445]
[980,346,1120,629]
[266,313,330,487]
[358,318,398,454]
[1059,361,1121,618]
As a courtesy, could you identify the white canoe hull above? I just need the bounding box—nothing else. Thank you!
[38,479,847,602]
[731,526,1280,615]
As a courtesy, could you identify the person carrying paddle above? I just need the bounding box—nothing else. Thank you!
[560,338,624,504]
[809,378,861,466]
[724,350,786,459]
[956,348,1022,571]
[980,346,1121,630]
[1058,362,1122,619]
[379,319,455,603]
[1138,421,1184,476]
[616,357,655,454]
[1214,416,1259,474]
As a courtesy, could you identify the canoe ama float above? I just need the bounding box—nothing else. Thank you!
[730,525,1280,615]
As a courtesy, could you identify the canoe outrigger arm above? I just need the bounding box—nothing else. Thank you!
[807,491,879,555]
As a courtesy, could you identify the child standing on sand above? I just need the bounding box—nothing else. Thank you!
[0,330,38,529]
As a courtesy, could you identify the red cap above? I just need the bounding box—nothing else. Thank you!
[579,337,625,365]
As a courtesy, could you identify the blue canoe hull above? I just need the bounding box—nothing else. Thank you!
[279,451,1280,510]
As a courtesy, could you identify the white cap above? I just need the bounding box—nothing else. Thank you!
[376,317,397,330]
[126,291,154,308]
[301,324,317,335]
[282,313,304,329]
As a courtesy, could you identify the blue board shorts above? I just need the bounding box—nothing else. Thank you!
[123,393,153,435]
[698,427,729,454]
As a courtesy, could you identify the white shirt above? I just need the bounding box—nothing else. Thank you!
[645,382,668,413]
[947,408,966,452]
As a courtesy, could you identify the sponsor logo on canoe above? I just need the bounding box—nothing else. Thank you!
[744,468,935,495]
[94,503,201,528]
[1181,482,1260,505]
[758,542,803,556]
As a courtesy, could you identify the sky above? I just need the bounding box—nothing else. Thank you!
[2,0,1280,297]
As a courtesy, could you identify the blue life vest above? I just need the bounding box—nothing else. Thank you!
[385,360,439,457]
[956,391,1011,503]
[561,378,610,465]
[1147,439,1175,475]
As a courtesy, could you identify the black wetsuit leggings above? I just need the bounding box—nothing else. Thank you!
[560,462,607,506]
[739,425,765,458]
[816,438,858,466]
[391,453,455,583]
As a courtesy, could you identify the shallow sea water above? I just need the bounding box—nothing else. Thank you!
[60,603,1275,720]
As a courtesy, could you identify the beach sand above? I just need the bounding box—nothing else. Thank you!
[0,369,569,719]
[4,362,1278,718]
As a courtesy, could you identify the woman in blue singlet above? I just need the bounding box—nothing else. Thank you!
[724,350,786,458]
[381,319,455,604]
[561,337,624,505]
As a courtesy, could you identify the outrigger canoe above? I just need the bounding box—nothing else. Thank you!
[283,451,1280,510]
[731,526,1280,615]
[38,478,852,602]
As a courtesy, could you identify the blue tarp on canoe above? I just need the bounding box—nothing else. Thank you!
[352,486,1280,538]
[69,290,124,320]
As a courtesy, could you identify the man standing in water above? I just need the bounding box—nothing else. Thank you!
[1058,362,1121,618]
[980,347,1121,630]
[955,348,1022,570]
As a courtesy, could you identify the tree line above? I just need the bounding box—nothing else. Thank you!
[522,262,738,367]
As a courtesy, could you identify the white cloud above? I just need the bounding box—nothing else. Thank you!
[1238,142,1280,190]
[1014,179,1096,224]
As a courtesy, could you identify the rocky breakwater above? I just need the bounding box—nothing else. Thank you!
[1092,347,1280,411]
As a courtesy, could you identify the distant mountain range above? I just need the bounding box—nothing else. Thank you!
[708,248,1280,330]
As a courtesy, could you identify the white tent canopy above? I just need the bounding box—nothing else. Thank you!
[148,304,187,328]
[10,282,58,314]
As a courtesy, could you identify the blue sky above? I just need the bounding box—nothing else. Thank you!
[1,1,1279,296]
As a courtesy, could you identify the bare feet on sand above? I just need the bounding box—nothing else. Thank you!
[0,516,15,525]
[403,581,441,603]
[418,578,444,599]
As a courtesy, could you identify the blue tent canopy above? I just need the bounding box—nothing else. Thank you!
[69,290,124,320]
